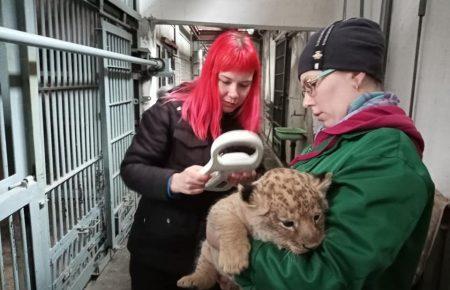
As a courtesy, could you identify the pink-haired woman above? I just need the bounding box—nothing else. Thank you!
[121,30,261,290]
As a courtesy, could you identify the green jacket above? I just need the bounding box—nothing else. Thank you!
[236,128,434,290]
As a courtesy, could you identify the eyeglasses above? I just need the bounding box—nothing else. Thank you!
[301,69,335,98]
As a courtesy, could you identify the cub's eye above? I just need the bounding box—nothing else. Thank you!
[280,220,295,228]
[313,214,321,223]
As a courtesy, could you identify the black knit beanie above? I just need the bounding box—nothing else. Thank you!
[298,18,385,82]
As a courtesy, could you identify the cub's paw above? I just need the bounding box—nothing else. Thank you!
[177,274,214,290]
[218,246,250,275]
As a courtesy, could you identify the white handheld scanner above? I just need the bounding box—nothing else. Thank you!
[199,130,264,192]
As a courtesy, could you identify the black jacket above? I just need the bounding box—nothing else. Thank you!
[120,99,242,274]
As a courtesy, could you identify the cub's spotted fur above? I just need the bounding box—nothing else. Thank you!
[177,168,332,290]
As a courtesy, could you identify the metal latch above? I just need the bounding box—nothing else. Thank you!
[8,176,35,190]
[39,198,48,209]
[76,218,101,235]
[61,269,71,282]
[122,195,134,208]
[140,96,152,103]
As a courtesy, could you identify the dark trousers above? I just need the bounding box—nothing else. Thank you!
[129,254,221,290]
[130,255,182,290]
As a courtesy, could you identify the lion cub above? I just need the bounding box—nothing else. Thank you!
[177,168,332,290]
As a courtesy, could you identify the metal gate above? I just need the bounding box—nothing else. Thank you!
[272,36,291,161]
[0,0,147,288]
[100,20,137,249]
[0,42,44,290]
[0,0,51,289]
[34,0,108,288]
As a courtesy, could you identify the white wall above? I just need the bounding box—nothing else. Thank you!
[174,26,192,84]
[140,0,346,31]
[364,0,383,22]
[384,1,420,112]
[408,0,450,197]
[136,18,157,112]
[286,33,309,156]
[137,22,193,112]
[343,0,383,20]
[356,0,450,197]
[344,0,450,196]
[261,31,276,144]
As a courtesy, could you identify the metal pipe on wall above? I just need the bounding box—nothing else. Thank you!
[0,26,163,68]
[342,0,347,20]
[360,0,365,17]
[380,0,393,78]
[409,0,428,118]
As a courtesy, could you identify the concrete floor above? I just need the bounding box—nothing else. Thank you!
[85,246,131,290]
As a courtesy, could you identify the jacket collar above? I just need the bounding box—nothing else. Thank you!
[290,105,424,165]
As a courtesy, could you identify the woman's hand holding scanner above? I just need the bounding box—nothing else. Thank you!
[170,130,262,194]
[170,165,211,195]
[201,130,263,192]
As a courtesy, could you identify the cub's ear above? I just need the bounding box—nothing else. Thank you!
[239,183,254,203]
[313,172,333,193]
[239,182,270,215]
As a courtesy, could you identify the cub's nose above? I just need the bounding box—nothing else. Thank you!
[302,238,324,250]
[302,243,320,251]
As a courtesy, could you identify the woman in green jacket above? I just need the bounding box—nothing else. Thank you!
[211,18,434,290]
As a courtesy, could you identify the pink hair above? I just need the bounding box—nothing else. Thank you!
[167,31,261,140]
